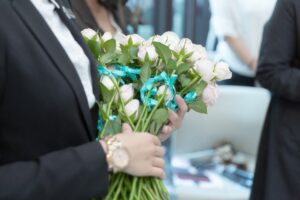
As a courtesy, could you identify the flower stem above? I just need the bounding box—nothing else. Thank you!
[142,90,167,132]
[99,91,118,138]
[134,92,150,132]
[129,177,138,200]
[111,78,136,129]
[179,75,201,95]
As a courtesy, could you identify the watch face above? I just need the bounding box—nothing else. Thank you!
[112,148,129,169]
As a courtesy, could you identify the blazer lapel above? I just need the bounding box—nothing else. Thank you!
[12,0,96,140]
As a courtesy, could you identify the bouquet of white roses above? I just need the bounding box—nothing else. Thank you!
[82,29,231,200]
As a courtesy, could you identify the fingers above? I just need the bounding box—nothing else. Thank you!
[154,146,165,157]
[152,157,165,169]
[149,167,166,179]
[122,123,133,134]
[176,95,188,117]
[151,135,161,146]
[168,109,178,126]
[167,109,180,131]
[161,125,173,136]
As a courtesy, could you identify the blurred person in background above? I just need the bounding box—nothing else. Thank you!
[69,0,139,35]
[209,0,277,86]
[250,0,300,199]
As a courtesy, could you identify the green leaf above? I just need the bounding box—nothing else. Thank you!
[194,81,208,96]
[149,121,157,135]
[128,37,133,46]
[183,51,193,60]
[99,103,109,121]
[105,116,122,135]
[103,39,116,53]
[140,62,152,83]
[149,108,169,135]
[153,42,172,64]
[178,74,192,88]
[118,53,130,65]
[188,99,207,114]
[100,53,116,64]
[99,82,114,103]
[172,50,180,59]
[87,39,101,59]
[129,46,138,59]
[166,58,177,72]
[177,63,191,74]
[152,108,169,124]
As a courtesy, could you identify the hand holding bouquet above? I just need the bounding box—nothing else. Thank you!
[82,29,231,200]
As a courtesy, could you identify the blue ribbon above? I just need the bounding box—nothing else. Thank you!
[140,72,178,111]
[97,115,104,133]
[114,65,141,81]
[97,65,141,84]
[97,114,116,134]
[184,90,197,102]
[109,115,117,121]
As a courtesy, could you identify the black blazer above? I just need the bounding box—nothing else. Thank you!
[251,0,300,199]
[0,0,108,199]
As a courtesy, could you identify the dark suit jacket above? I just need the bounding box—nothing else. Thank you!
[0,0,108,199]
[251,0,300,199]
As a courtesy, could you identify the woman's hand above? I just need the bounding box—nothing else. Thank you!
[159,95,188,142]
[115,124,166,179]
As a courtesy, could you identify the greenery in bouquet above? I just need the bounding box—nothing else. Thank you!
[81,28,232,200]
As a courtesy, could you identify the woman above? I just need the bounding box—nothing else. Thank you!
[0,0,186,199]
[251,0,300,199]
[70,0,132,35]
[209,0,277,86]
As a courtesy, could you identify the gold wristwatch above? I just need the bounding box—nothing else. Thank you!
[104,136,130,173]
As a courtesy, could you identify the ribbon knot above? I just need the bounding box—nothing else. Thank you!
[97,65,141,84]
[140,72,178,111]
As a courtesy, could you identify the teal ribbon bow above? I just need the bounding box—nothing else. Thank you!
[184,90,197,102]
[97,65,141,84]
[140,72,178,111]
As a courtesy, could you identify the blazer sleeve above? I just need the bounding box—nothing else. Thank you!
[0,142,109,200]
[0,31,5,100]
[256,0,300,102]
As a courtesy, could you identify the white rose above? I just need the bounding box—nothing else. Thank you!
[187,44,208,63]
[147,35,165,44]
[116,84,134,103]
[125,99,140,121]
[114,33,128,45]
[81,28,99,41]
[161,31,180,50]
[157,85,173,101]
[194,59,215,83]
[128,34,145,45]
[176,38,193,54]
[100,76,115,91]
[214,61,232,81]
[202,84,220,106]
[138,44,158,62]
[101,32,113,42]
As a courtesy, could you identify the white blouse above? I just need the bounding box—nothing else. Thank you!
[30,0,96,108]
[210,0,277,77]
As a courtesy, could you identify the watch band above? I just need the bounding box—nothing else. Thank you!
[104,136,123,173]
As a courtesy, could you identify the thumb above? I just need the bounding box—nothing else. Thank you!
[122,123,133,134]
